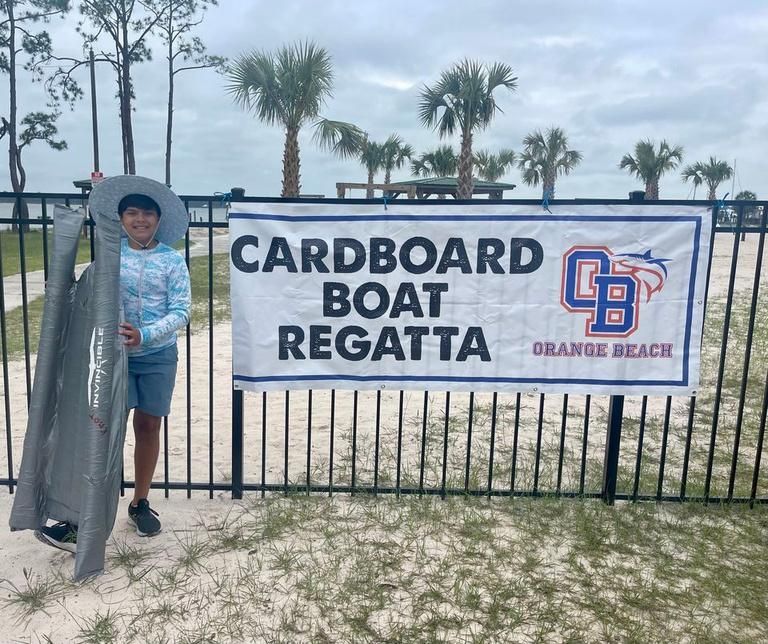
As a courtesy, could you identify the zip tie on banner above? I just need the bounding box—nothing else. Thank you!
[715,192,732,232]
[382,194,388,211]
[214,191,232,207]
[214,191,232,220]
[542,187,554,213]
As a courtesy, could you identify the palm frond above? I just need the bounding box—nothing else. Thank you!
[418,59,516,139]
[498,148,516,165]
[620,138,683,182]
[411,158,428,177]
[681,162,704,185]
[227,40,336,130]
[312,118,365,159]
[359,137,385,174]
[517,150,543,186]
[226,51,286,125]
[519,127,581,186]
[411,145,457,177]
[682,156,732,197]
[557,149,583,174]
[381,134,413,172]
[417,85,449,129]
[485,61,518,93]
[474,148,516,181]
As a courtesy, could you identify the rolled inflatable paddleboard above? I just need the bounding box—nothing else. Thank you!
[10,204,128,581]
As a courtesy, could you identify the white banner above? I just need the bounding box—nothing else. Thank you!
[229,203,710,395]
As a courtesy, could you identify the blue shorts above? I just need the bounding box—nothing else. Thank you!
[127,345,178,417]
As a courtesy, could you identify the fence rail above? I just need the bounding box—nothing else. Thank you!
[0,193,766,506]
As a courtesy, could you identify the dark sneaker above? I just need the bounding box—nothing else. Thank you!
[35,521,78,553]
[128,499,161,536]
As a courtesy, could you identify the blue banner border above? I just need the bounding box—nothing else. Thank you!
[230,212,703,389]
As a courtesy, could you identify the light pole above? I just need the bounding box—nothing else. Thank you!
[89,48,100,174]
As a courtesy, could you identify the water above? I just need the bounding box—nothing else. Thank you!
[0,196,229,230]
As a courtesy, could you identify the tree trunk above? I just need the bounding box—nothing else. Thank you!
[6,1,28,232]
[384,168,391,185]
[456,131,474,200]
[120,22,136,175]
[7,0,20,194]
[11,147,30,231]
[123,72,136,173]
[282,126,300,198]
[366,168,374,199]
[117,66,128,174]
[165,32,174,186]
[542,169,556,199]
[707,186,717,201]
[645,180,659,200]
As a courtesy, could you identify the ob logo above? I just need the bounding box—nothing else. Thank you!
[560,246,671,337]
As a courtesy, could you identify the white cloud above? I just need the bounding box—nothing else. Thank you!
[529,35,590,48]
[360,73,417,92]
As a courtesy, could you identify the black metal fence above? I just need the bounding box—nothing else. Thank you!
[0,193,766,506]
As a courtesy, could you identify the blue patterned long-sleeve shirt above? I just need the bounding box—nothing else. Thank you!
[120,238,191,357]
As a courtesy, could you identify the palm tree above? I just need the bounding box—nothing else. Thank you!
[227,41,364,197]
[418,59,517,199]
[473,149,516,182]
[411,145,458,178]
[735,190,761,227]
[410,146,457,200]
[358,136,384,199]
[619,139,684,200]
[381,134,414,185]
[517,127,582,198]
[681,157,733,200]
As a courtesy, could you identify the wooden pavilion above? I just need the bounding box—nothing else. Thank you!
[336,176,516,199]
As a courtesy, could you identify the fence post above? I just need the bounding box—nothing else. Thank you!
[602,190,645,504]
[232,387,244,499]
[602,395,624,504]
[230,189,244,500]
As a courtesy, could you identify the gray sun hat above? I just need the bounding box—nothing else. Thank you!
[88,175,189,245]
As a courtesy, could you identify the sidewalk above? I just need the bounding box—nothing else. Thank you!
[1,230,230,314]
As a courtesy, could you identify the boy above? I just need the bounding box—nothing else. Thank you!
[37,177,190,550]
[116,192,191,536]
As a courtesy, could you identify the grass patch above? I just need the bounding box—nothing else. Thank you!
[0,567,65,624]
[2,250,229,362]
[26,496,765,643]
[188,251,230,330]
[108,538,154,584]
[75,610,121,644]
[1,293,44,363]
[1,229,93,277]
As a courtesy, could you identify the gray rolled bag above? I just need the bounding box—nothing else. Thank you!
[9,203,128,581]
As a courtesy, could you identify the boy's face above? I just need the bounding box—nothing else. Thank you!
[121,206,160,246]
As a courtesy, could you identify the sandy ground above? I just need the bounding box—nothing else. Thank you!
[0,230,765,639]
[0,489,245,642]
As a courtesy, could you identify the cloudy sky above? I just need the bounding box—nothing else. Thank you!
[9,0,768,200]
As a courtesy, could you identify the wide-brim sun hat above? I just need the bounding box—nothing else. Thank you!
[88,175,189,245]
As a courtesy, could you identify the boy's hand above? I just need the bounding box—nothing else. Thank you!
[118,322,142,347]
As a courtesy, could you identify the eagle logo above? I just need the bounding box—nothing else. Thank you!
[561,245,673,338]
[609,250,671,303]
